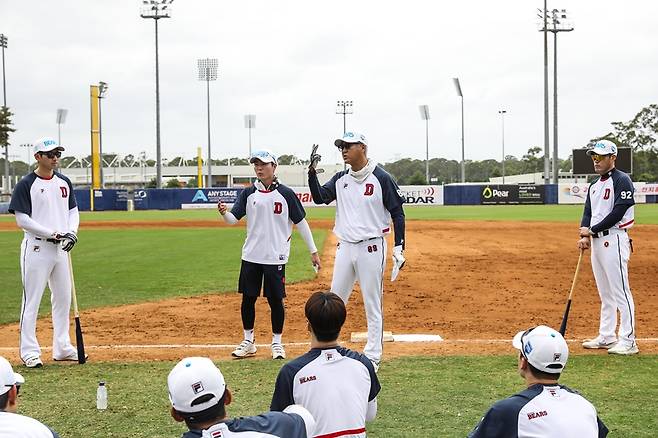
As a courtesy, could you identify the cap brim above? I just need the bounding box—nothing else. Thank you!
[14,372,24,386]
[249,157,275,164]
[334,139,362,147]
[512,330,525,349]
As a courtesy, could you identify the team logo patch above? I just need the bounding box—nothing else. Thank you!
[603,188,611,200]
[524,340,533,356]
[273,201,283,214]
[60,186,68,198]
[553,353,562,361]
[191,381,204,394]
[33,246,40,252]
[527,410,548,420]
[299,375,317,384]
[604,241,610,248]
[343,183,349,188]
[364,183,374,196]
[325,352,334,361]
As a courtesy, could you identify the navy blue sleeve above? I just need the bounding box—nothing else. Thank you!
[49,428,60,438]
[271,363,297,411]
[279,185,306,224]
[580,185,592,227]
[57,173,77,210]
[230,187,253,220]
[228,412,308,438]
[338,347,381,402]
[468,398,522,438]
[598,416,609,437]
[308,170,342,204]
[373,167,406,248]
[8,174,36,216]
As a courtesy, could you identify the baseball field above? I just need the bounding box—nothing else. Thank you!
[1,204,657,437]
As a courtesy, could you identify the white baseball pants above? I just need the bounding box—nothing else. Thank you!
[330,237,386,364]
[19,236,76,362]
[590,230,636,347]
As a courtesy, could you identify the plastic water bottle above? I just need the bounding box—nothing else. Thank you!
[96,381,108,410]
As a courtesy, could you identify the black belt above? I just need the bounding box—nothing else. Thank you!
[35,237,60,244]
[592,229,626,239]
[355,237,379,244]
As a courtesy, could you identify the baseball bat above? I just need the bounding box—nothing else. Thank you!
[67,252,87,364]
[559,248,584,336]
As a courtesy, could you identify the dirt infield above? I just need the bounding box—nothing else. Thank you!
[1,219,656,363]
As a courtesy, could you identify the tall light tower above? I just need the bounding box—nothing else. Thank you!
[336,100,353,135]
[453,78,465,183]
[498,110,507,183]
[548,9,573,183]
[141,0,174,189]
[419,105,430,184]
[98,81,108,187]
[1,33,9,193]
[244,114,256,157]
[56,109,68,145]
[198,58,218,188]
[538,2,550,185]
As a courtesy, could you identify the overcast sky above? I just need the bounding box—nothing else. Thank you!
[2,0,657,165]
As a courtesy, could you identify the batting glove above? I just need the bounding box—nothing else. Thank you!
[61,232,78,252]
[391,245,405,281]
[309,144,324,174]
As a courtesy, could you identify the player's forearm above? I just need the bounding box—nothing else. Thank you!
[308,171,333,204]
[591,204,630,233]
[391,207,406,248]
[68,207,80,233]
[221,212,238,225]
[295,219,317,254]
[15,212,56,238]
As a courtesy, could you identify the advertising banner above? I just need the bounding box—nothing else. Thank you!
[480,185,517,204]
[181,188,242,209]
[558,182,648,204]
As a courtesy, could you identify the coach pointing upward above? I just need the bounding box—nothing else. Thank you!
[308,132,406,368]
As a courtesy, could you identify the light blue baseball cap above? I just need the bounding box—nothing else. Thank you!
[33,137,65,153]
[335,131,368,148]
[249,149,277,165]
[587,140,617,156]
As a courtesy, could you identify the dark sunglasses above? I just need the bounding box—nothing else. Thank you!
[40,151,62,159]
[591,153,611,161]
[336,143,359,151]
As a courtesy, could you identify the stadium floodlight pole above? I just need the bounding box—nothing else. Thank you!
[537,1,550,185]
[547,9,574,184]
[198,58,218,188]
[419,105,430,184]
[453,78,465,183]
[20,143,33,170]
[498,110,507,183]
[336,100,353,170]
[141,0,174,189]
[1,33,9,193]
[98,82,108,188]
[244,114,256,157]
[56,108,68,146]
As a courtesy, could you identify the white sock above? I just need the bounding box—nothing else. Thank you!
[244,329,254,343]
[272,333,282,345]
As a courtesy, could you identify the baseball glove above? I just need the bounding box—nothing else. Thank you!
[59,232,78,252]
[309,144,324,174]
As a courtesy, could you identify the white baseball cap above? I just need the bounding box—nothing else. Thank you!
[586,140,617,156]
[0,356,25,396]
[334,131,368,148]
[249,149,277,165]
[167,357,226,416]
[33,137,65,154]
[512,325,569,374]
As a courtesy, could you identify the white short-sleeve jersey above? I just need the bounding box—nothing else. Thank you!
[230,183,306,265]
[0,412,60,437]
[270,347,380,438]
[581,168,634,232]
[8,172,77,237]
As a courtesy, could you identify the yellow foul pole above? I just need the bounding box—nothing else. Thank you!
[89,85,101,191]
[197,147,203,188]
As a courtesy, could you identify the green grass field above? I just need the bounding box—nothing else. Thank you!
[1,204,657,437]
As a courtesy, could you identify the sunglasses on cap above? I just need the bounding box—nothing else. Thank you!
[39,151,62,159]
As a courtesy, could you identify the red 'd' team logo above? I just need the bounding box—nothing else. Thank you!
[273,201,282,214]
[364,183,374,196]
[60,186,68,198]
[603,188,611,200]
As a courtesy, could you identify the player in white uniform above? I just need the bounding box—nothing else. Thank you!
[308,132,406,367]
[271,291,380,438]
[0,356,60,437]
[8,138,80,368]
[468,325,608,438]
[168,356,315,438]
[578,140,638,355]
[219,150,321,360]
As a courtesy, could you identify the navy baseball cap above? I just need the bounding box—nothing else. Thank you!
[335,131,368,148]
[33,137,65,154]
[586,140,617,157]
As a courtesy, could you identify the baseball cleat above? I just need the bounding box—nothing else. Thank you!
[54,352,89,362]
[232,340,257,358]
[271,343,286,360]
[24,356,43,369]
[582,337,617,349]
[607,343,639,355]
